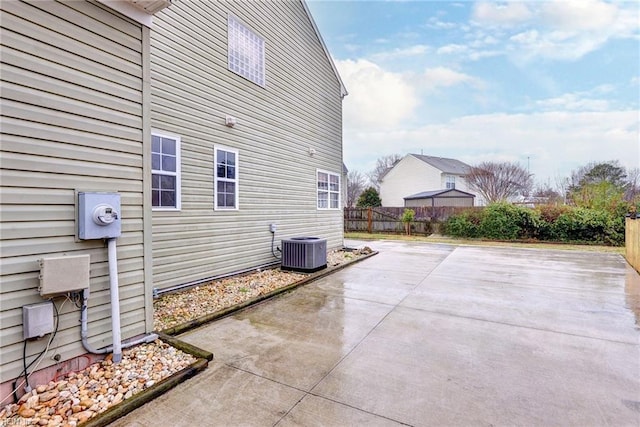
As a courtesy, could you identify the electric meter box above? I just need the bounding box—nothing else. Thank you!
[78,192,121,240]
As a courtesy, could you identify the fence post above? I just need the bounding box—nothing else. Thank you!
[627,216,640,273]
[367,208,373,234]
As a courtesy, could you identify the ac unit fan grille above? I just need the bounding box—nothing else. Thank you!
[281,237,327,272]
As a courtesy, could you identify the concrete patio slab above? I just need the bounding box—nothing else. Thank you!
[109,363,304,426]
[110,240,640,427]
[402,246,640,344]
[277,394,405,427]
[312,306,638,426]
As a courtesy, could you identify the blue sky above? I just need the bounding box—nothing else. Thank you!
[306,0,639,187]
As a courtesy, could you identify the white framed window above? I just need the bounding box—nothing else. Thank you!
[152,132,181,210]
[214,147,239,210]
[228,14,265,87]
[317,170,340,210]
[446,175,456,189]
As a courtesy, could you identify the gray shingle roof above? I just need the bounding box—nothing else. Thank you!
[404,189,475,200]
[411,154,470,174]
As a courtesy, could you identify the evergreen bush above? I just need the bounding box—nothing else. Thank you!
[441,203,625,246]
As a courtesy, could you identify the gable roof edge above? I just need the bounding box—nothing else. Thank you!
[409,154,471,174]
[301,0,348,98]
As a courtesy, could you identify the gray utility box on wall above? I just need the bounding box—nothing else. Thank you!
[39,254,90,296]
[281,237,327,273]
[78,192,121,240]
[23,302,54,340]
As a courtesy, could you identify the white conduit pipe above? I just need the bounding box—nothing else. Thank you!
[80,239,158,361]
[107,238,122,363]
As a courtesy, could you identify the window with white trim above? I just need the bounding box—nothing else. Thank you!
[317,170,340,210]
[152,133,180,210]
[214,147,238,210]
[446,175,456,189]
[228,14,265,87]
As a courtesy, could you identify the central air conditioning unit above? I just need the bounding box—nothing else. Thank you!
[281,237,327,273]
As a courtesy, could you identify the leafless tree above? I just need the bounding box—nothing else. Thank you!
[465,161,533,203]
[555,175,571,204]
[569,160,627,191]
[533,183,563,205]
[367,153,402,190]
[346,170,367,208]
[625,167,640,202]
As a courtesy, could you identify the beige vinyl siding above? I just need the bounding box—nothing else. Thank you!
[0,0,147,383]
[151,0,343,289]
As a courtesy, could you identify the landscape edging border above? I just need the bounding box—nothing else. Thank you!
[81,335,211,427]
[158,251,379,336]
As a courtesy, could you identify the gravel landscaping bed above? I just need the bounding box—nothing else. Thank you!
[1,247,372,426]
[153,248,372,332]
[1,340,196,426]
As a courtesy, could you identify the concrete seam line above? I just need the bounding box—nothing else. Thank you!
[158,251,379,336]
[81,358,209,427]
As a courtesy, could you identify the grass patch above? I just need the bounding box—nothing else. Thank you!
[344,232,625,255]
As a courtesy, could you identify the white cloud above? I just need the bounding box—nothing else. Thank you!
[371,44,431,61]
[426,17,458,30]
[437,44,469,55]
[335,59,420,130]
[508,28,613,62]
[421,67,483,90]
[343,110,639,183]
[472,2,533,26]
[468,0,639,62]
[531,85,619,112]
[534,94,610,112]
[540,0,617,31]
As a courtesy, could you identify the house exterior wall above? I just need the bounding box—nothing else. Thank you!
[439,174,473,194]
[150,0,344,290]
[0,0,149,383]
[380,155,481,206]
[379,156,441,206]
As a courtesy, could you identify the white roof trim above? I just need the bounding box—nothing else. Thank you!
[301,0,348,98]
[98,0,153,26]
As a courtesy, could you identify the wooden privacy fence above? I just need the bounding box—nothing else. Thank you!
[626,216,640,273]
[344,207,478,235]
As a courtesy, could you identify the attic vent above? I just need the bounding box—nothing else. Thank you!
[281,237,327,273]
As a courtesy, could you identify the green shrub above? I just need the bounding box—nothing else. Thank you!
[536,205,571,240]
[478,203,541,240]
[401,209,415,224]
[550,207,622,245]
[441,209,483,238]
[442,203,625,246]
[537,204,572,223]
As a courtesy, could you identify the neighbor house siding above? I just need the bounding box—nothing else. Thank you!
[150,0,344,289]
[380,156,441,207]
[439,174,474,195]
[0,0,147,383]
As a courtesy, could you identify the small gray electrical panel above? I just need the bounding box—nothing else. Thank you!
[23,302,54,340]
[78,192,121,240]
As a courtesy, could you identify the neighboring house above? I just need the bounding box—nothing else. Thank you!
[379,154,481,206]
[404,189,476,208]
[0,0,345,394]
[149,0,346,292]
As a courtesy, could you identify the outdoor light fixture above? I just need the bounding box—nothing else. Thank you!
[225,115,237,127]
